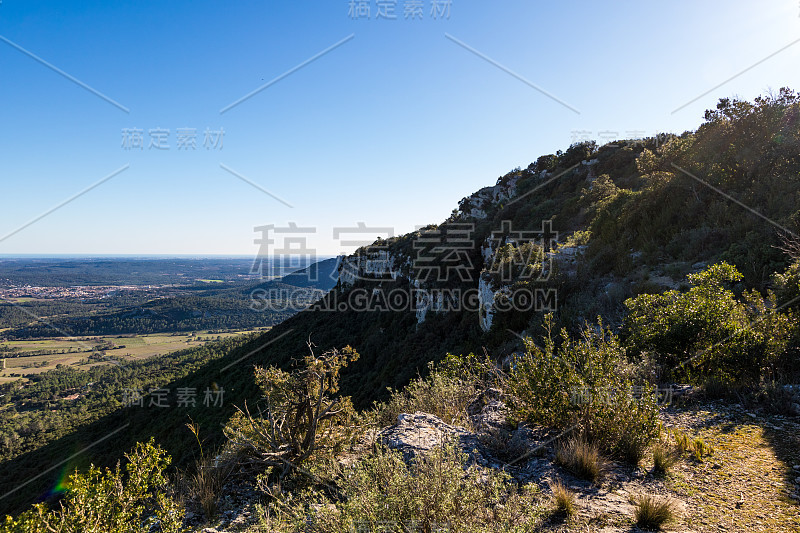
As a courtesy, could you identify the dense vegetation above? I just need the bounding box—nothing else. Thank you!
[0,334,258,464]
[3,295,290,339]
[5,257,795,531]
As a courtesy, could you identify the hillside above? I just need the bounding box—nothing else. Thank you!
[0,260,339,515]
[2,91,800,528]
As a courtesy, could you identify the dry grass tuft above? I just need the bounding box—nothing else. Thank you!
[652,441,679,475]
[555,437,609,482]
[634,494,678,530]
[187,457,226,519]
[549,479,576,517]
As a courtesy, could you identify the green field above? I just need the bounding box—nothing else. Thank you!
[0,329,265,381]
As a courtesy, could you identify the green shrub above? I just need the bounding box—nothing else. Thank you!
[624,262,792,388]
[486,242,545,287]
[1,440,183,533]
[374,353,498,429]
[507,316,660,462]
[258,444,546,533]
[223,346,360,480]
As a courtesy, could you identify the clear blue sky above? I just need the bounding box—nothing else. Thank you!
[1,0,799,256]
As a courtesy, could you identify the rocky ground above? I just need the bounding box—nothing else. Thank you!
[190,393,800,533]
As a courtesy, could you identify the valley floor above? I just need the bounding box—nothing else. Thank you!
[0,329,265,383]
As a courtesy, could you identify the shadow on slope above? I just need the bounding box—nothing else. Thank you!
[0,287,486,516]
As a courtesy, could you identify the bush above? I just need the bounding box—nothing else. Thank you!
[223,345,360,480]
[624,262,792,388]
[485,242,545,288]
[258,444,547,533]
[373,353,497,429]
[507,316,660,462]
[1,440,183,533]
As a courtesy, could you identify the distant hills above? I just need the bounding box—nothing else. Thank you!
[0,258,339,339]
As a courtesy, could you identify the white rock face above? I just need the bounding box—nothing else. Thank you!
[338,250,401,287]
[458,174,521,219]
[332,165,579,332]
[481,241,495,264]
[413,279,428,323]
[546,244,586,278]
[478,274,497,332]
[469,207,488,219]
[377,412,490,466]
[337,251,462,325]
[556,244,586,259]
[414,280,460,324]
[415,289,432,324]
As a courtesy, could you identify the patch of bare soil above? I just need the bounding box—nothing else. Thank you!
[660,404,800,532]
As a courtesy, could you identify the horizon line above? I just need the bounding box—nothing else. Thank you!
[0,254,340,259]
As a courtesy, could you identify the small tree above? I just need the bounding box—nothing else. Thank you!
[224,344,359,478]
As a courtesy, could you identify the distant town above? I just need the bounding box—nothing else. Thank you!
[0,284,159,300]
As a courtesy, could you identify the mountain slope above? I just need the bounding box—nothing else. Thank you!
[3,90,800,517]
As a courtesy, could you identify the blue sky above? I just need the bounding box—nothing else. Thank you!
[1,0,799,256]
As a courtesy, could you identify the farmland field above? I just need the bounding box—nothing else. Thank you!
[0,329,266,382]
